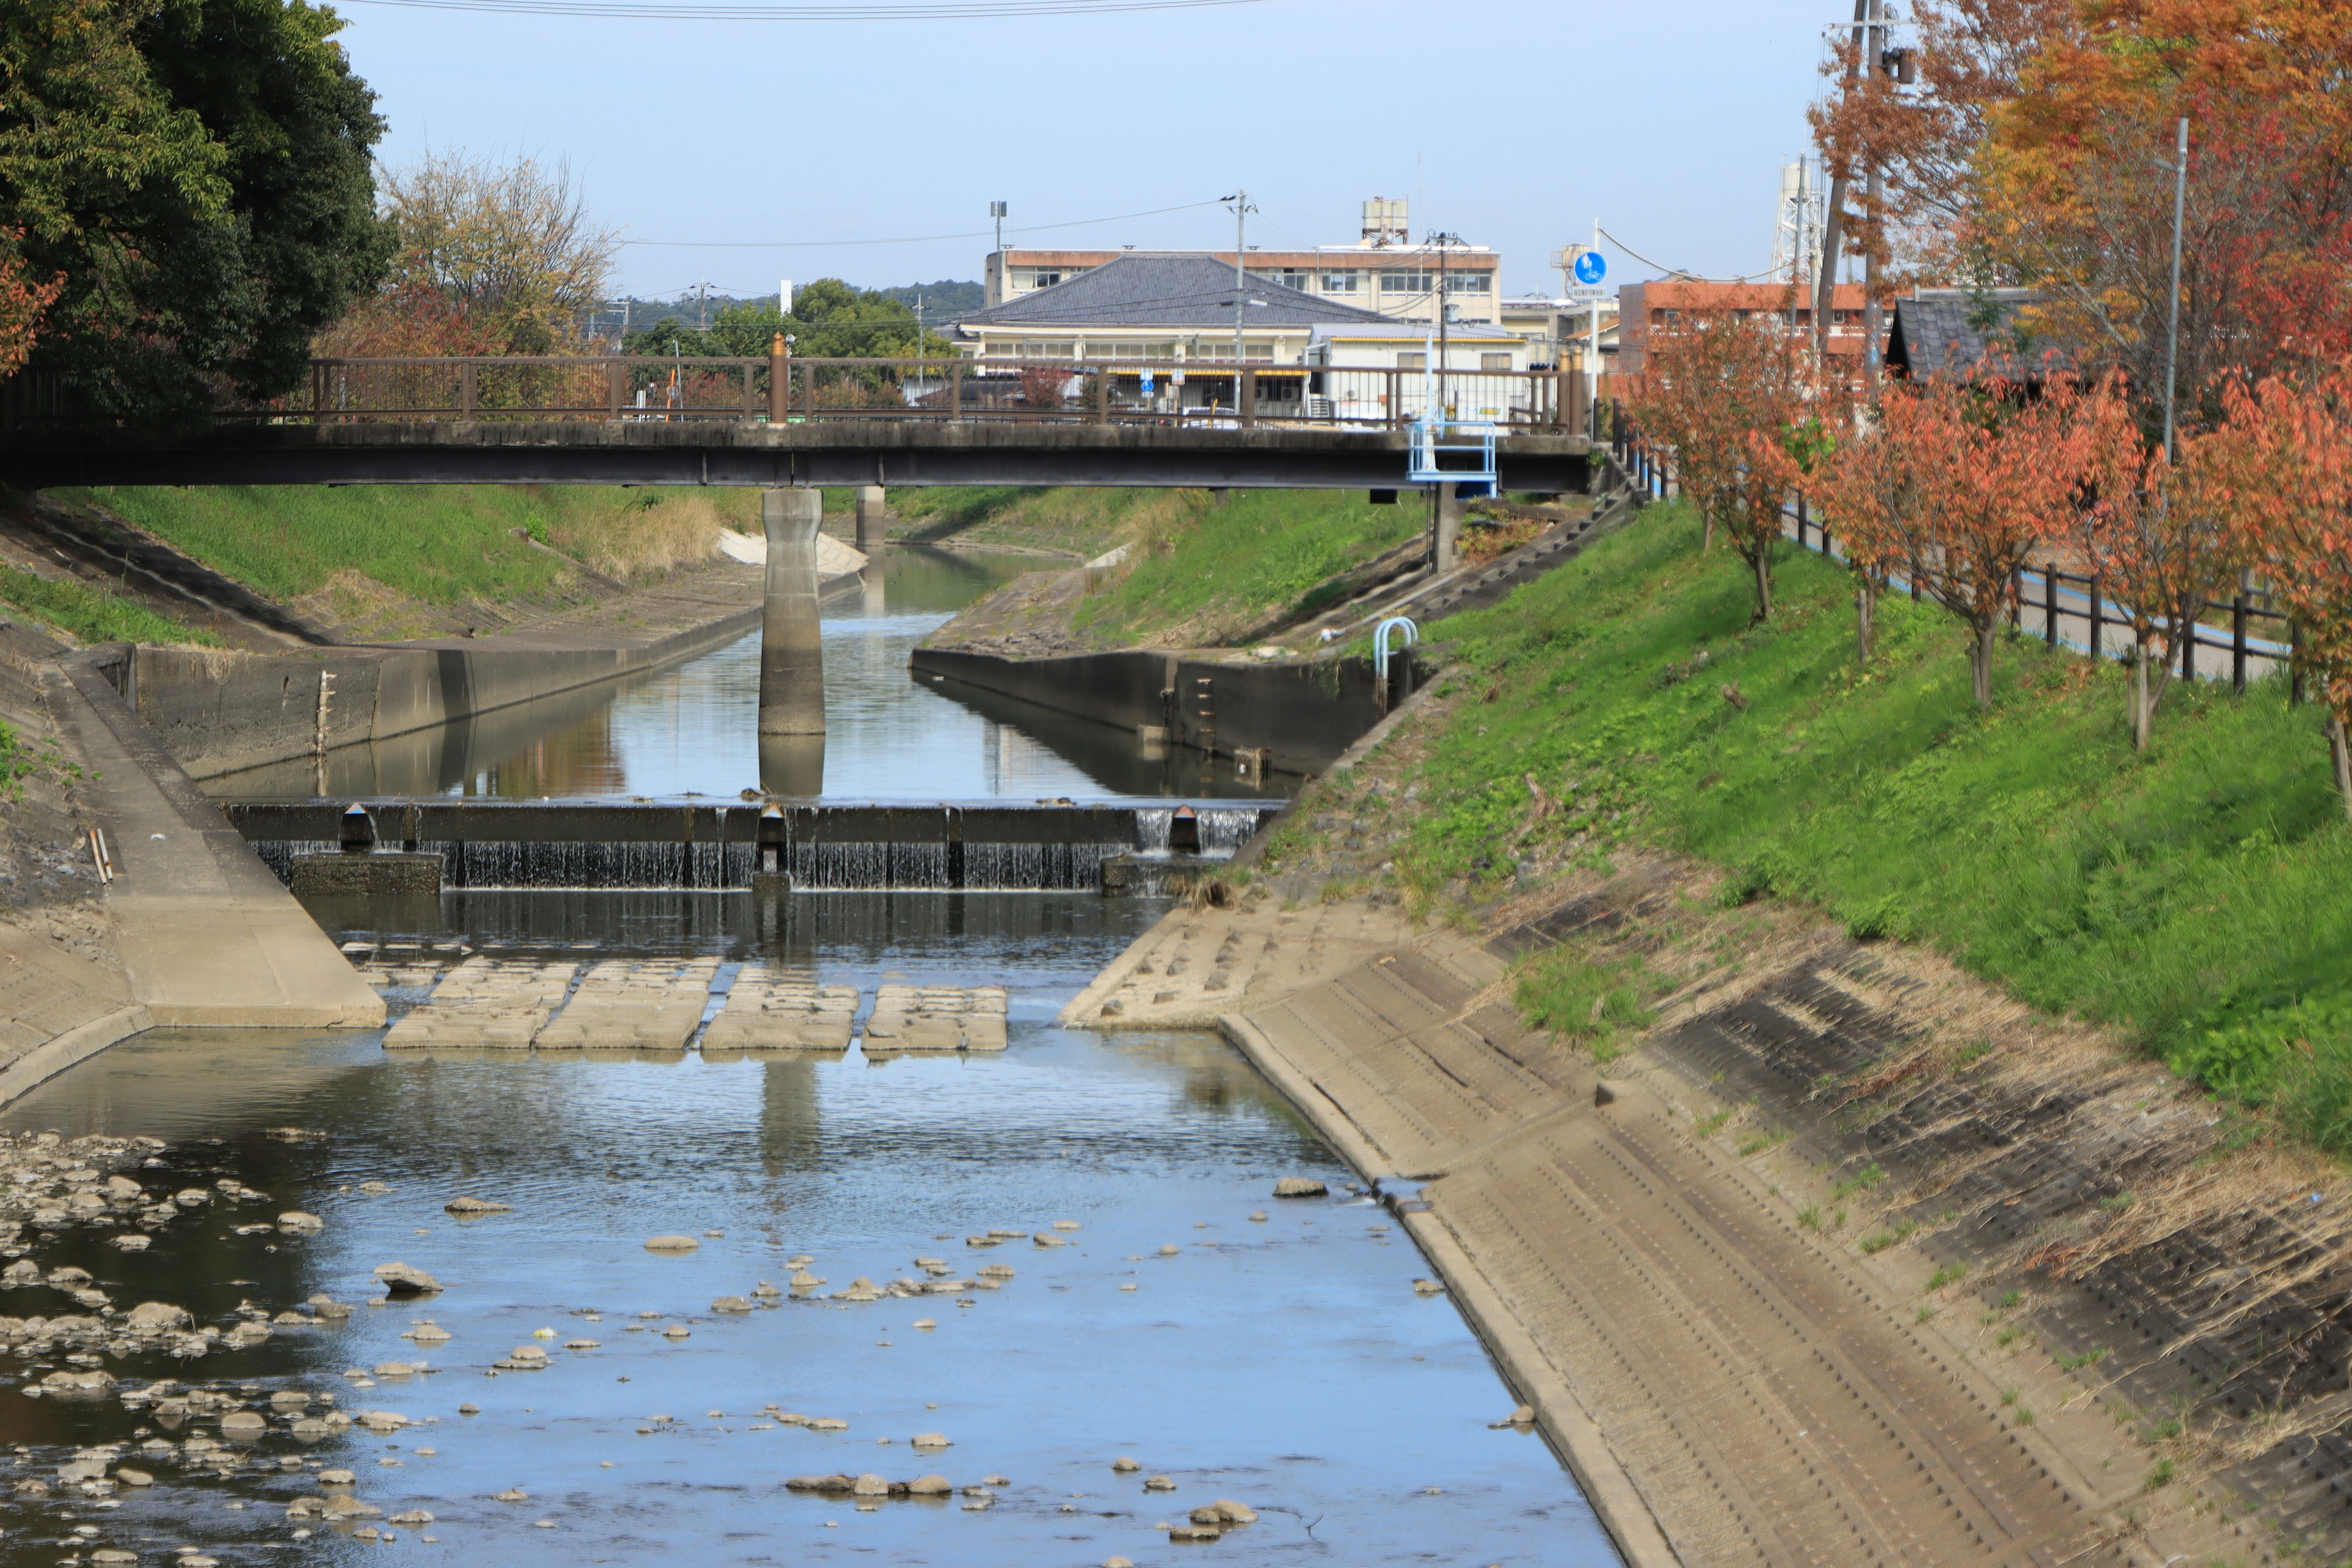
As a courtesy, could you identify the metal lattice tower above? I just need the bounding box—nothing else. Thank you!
[1771,158,1827,289]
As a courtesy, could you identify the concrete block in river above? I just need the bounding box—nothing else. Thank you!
[533,957,720,1050]
[289,852,442,897]
[861,985,1008,1054]
[758,487,825,736]
[698,968,856,1054]
[382,959,579,1049]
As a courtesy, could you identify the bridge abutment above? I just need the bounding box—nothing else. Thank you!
[758,486,826,741]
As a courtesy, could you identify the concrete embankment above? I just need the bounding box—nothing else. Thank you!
[127,561,856,782]
[910,646,1408,780]
[1066,856,2337,1565]
[0,624,382,1107]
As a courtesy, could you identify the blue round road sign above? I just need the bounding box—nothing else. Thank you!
[1573,249,1607,285]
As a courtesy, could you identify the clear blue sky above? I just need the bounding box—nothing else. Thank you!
[334,0,1837,301]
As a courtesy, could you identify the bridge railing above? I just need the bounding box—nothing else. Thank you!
[4,355,1588,434]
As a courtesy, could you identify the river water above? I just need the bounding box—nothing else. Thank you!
[0,547,1619,1566]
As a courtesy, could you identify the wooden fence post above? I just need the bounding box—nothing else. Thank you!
[459,362,477,421]
[948,361,963,420]
[2232,586,2248,692]
[2087,577,2103,660]
[2045,567,2059,647]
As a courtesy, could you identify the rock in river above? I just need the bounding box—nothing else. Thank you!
[445,1196,512,1215]
[907,1474,951,1496]
[374,1263,441,1297]
[643,1235,699,1253]
[1273,1177,1327,1198]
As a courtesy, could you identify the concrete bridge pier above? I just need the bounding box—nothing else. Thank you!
[759,486,826,747]
[855,485,888,556]
[757,733,826,797]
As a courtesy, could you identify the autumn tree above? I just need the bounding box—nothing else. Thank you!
[1630,304,1815,620]
[2195,368,2352,817]
[0,231,63,379]
[366,151,617,354]
[1812,400,1921,662]
[2065,375,2245,747]
[1981,0,2352,423]
[1883,374,2092,704]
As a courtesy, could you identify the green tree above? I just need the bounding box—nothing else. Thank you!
[0,0,388,423]
[622,279,953,360]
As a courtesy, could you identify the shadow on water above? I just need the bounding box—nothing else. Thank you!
[205,546,1292,805]
[0,890,1619,1567]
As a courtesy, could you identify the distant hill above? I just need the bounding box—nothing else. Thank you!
[875,281,984,318]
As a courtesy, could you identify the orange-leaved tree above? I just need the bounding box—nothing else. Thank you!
[1811,399,1922,662]
[1630,303,1814,620]
[2196,368,2352,816]
[2068,374,2246,748]
[0,228,62,380]
[1892,372,2091,704]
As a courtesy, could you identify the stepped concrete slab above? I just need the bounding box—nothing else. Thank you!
[861,985,1006,1053]
[1212,895,2133,1568]
[535,957,720,1050]
[698,970,857,1054]
[383,958,577,1049]
[1058,896,1417,1030]
[47,657,384,1030]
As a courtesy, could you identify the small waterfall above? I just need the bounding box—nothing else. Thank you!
[247,801,1280,892]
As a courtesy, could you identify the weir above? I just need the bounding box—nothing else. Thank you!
[225,798,1278,892]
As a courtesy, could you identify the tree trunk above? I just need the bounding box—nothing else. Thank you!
[1856,576,1875,663]
[2132,650,2150,751]
[1751,546,1773,621]
[2332,714,2352,823]
[1970,620,1996,706]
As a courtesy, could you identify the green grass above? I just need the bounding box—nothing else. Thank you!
[1512,945,1657,1064]
[0,564,217,646]
[1074,489,1422,644]
[1379,501,2352,1143]
[887,486,1167,558]
[67,484,748,607]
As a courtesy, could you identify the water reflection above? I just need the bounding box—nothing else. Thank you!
[0,892,1617,1567]
[206,547,1292,804]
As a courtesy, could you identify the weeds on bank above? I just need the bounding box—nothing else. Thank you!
[1392,500,2352,1144]
[0,564,216,646]
[1513,944,1656,1065]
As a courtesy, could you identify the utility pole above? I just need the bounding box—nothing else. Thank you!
[990,201,1008,303]
[1815,0,1869,374]
[1431,230,1458,420]
[2162,116,2190,461]
[1862,0,1884,387]
[1224,190,1253,379]
[697,282,708,332]
[914,294,925,358]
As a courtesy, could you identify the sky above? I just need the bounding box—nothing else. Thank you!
[331,0,1840,303]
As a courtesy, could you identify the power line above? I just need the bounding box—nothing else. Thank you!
[344,0,1265,18]
[619,197,1225,251]
[1597,225,1781,284]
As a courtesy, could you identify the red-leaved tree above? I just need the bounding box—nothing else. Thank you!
[0,228,64,380]
[1630,304,1815,620]
[2069,376,2247,748]
[1887,373,2091,705]
[2196,367,2352,816]
[1812,401,1921,662]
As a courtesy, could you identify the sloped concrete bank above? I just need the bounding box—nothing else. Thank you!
[0,625,384,1109]
[1067,854,2352,1566]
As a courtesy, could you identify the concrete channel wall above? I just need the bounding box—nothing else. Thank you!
[910,646,1416,778]
[121,604,764,782]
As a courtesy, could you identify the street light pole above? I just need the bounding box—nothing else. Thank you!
[2162,116,2190,462]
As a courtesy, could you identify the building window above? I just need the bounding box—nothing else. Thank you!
[1258,268,1310,290]
[1480,352,1512,371]
[1321,270,1361,293]
[1397,352,1427,370]
[1014,270,1061,290]
[1382,270,1431,293]
[1446,272,1494,294]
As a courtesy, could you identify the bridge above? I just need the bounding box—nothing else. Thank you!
[0,352,1594,492]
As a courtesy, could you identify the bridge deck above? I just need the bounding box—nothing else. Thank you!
[0,418,1591,491]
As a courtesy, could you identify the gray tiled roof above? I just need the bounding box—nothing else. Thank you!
[1888,290,2077,380]
[954,253,1398,330]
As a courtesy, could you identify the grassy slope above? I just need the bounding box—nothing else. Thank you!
[0,564,217,646]
[888,486,1172,559]
[1292,501,2352,1137]
[71,485,749,606]
[1074,489,1422,645]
